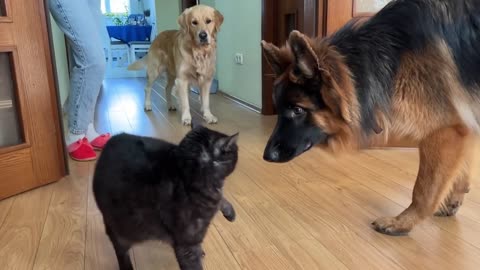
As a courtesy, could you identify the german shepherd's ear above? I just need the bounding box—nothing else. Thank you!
[261,40,290,76]
[288,30,321,79]
[289,31,358,125]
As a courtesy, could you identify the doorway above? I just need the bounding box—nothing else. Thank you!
[181,0,198,11]
[261,0,325,115]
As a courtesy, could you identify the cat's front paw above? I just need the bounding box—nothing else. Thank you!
[223,208,236,222]
[220,199,236,222]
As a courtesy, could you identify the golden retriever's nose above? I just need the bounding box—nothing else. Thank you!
[199,31,208,41]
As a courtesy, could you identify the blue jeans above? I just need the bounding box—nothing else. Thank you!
[48,0,107,134]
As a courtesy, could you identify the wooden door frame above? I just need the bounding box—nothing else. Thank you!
[261,0,275,115]
[41,0,69,174]
[261,0,326,115]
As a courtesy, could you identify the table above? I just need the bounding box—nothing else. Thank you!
[106,25,152,44]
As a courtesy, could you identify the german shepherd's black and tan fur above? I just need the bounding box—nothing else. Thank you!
[261,0,480,236]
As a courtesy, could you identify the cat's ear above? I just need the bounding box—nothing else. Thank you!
[223,133,239,150]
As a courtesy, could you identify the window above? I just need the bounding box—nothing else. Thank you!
[101,0,130,14]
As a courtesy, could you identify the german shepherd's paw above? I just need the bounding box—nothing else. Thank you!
[203,113,218,124]
[371,217,412,236]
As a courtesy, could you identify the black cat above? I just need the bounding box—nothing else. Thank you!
[92,124,239,270]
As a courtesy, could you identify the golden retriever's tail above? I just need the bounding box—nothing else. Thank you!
[127,57,147,71]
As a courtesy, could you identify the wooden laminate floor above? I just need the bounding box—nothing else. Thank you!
[1,77,480,270]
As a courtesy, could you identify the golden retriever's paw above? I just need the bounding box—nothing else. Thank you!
[182,112,192,126]
[182,118,192,125]
[371,217,412,236]
[435,191,466,217]
[203,113,218,124]
[144,102,152,111]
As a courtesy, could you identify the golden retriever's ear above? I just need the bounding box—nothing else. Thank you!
[213,9,224,34]
[178,8,190,33]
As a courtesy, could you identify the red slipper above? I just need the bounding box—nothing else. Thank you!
[67,137,97,161]
[90,133,111,150]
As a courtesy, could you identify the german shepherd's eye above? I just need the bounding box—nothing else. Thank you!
[192,20,198,25]
[206,19,212,24]
[292,106,306,115]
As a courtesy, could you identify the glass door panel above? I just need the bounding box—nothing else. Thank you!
[0,52,23,148]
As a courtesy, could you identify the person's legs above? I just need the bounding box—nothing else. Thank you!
[85,0,110,143]
[49,0,108,159]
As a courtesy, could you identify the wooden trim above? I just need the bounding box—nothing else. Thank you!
[0,143,30,155]
[218,91,262,114]
[325,0,353,36]
[368,146,418,151]
[38,0,68,176]
[261,0,276,115]
[317,0,327,37]
[0,147,37,200]
[0,0,13,22]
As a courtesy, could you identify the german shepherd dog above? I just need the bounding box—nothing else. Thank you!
[261,0,480,236]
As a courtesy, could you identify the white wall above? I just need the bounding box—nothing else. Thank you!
[155,0,180,32]
[129,0,141,14]
[49,15,70,108]
[214,0,262,108]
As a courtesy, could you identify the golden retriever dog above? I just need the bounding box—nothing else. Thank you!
[128,5,224,125]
